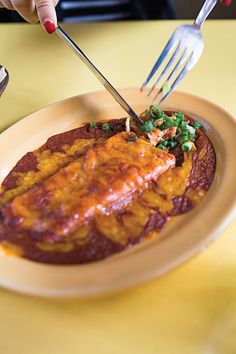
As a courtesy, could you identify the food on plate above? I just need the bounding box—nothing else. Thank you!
[0,107,216,264]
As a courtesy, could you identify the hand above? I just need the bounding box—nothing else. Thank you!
[0,0,58,33]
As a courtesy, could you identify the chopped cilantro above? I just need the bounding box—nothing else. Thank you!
[89,122,97,129]
[102,122,112,133]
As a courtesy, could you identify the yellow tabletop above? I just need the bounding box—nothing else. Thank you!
[0,21,236,354]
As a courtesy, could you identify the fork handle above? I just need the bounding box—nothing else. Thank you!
[194,0,218,29]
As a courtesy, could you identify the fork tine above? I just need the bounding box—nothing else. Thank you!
[156,59,193,106]
[152,49,191,102]
[140,36,177,92]
[147,41,181,97]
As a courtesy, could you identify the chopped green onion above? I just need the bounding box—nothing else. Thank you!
[153,118,164,127]
[189,133,196,141]
[162,81,170,95]
[175,112,185,121]
[127,135,138,142]
[181,142,193,152]
[102,122,112,133]
[141,120,155,132]
[160,139,168,146]
[89,122,97,129]
[181,121,188,128]
[159,117,175,130]
[157,143,167,150]
[193,121,202,130]
[149,105,163,118]
[169,141,177,149]
[178,135,189,144]
[141,109,198,154]
[186,124,196,135]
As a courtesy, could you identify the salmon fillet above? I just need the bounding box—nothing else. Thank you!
[1,132,175,241]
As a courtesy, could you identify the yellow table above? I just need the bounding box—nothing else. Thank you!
[0,21,236,354]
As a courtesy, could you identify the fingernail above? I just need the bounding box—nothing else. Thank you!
[222,0,231,5]
[44,20,56,34]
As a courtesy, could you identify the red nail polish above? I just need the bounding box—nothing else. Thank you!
[44,20,56,34]
[222,0,231,5]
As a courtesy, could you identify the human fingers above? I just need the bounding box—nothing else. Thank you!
[0,0,15,10]
[11,0,38,23]
[35,0,58,33]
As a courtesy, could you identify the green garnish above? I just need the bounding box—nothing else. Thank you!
[140,107,198,154]
[186,124,196,135]
[89,122,97,129]
[162,81,170,95]
[141,120,155,132]
[102,122,112,133]
[157,139,177,150]
[168,141,177,149]
[149,105,163,118]
[153,118,164,127]
[181,121,188,128]
[127,135,138,142]
[159,117,175,130]
[175,112,185,121]
[193,121,202,130]
[181,142,193,152]
[160,139,168,146]
[157,143,168,150]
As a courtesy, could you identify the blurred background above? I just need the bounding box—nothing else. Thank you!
[173,0,236,19]
[0,0,236,22]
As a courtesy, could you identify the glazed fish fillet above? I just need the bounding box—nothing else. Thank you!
[1,132,175,240]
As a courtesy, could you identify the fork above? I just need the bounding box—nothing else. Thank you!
[141,0,219,105]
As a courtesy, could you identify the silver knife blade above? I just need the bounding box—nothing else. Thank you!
[56,26,143,125]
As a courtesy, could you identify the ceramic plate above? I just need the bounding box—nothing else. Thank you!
[0,88,235,298]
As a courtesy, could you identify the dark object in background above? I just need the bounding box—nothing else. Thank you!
[0,8,24,22]
[0,0,175,22]
[57,0,175,22]
[133,0,175,19]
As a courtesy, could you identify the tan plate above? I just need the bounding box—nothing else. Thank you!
[0,88,235,298]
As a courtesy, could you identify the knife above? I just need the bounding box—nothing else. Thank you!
[56,26,143,125]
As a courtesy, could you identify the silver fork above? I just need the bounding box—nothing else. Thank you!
[141,0,218,105]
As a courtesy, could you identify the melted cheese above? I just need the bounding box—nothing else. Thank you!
[0,138,97,206]
[4,133,174,240]
[0,241,23,257]
[158,152,193,199]
[186,188,206,205]
[140,189,173,213]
